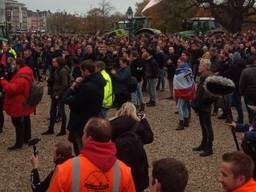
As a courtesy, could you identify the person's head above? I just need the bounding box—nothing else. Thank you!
[168,46,175,54]
[95,60,106,72]
[52,57,65,69]
[142,47,154,60]
[115,102,140,121]
[181,51,189,62]
[151,158,188,192]
[130,51,139,61]
[86,45,93,54]
[50,46,55,52]
[246,55,256,65]
[156,45,161,53]
[24,48,32,58]
[80,60,96,78]
[209,47,218,57]
[177,58,183,67]
[2,43,7,53]
[15,58,25,70]
[219,151,255,192]
[198,58,211,75]
[119,58,129,68]
[71,56,79,66]
[220,49,229,60]
[77,47,82,55]
[53,142,73,164]
[82,117,112,145]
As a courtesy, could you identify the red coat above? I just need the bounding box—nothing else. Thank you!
[1,66,35,117]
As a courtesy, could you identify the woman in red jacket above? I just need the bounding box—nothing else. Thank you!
[0,58,35,150]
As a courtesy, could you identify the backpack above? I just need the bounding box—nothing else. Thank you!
[128,76,138,93]
[115,122,145,167]
[18,75,44,106]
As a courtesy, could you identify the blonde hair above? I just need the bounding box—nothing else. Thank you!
[200,58,211,71]
[115,102,140,121]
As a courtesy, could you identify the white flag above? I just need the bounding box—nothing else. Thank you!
[142,0,163,13]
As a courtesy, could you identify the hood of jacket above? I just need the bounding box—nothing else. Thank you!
[80,140,116,172]
[203,75,235,97]
[15,66,34,81]
[60,65,71,74]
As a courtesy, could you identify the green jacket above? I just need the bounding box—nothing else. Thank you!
[48,65,70,98]
[101,70,113,108]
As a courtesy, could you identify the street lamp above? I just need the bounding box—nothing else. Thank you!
[126,7,133,40]
[126,6,133,20]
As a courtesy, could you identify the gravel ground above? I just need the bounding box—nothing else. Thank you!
[0,89,244,191]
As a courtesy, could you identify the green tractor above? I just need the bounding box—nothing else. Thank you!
[104,7,161,38]
[178,17,224,38]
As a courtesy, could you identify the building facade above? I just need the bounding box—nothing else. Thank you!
[6,0,27,31]
[27,10,50,32]
[0,0,5,24]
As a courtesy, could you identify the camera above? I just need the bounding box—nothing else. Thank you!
[138,111,145,119]
[28,138,41,156]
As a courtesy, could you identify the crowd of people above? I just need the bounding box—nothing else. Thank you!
[0,30,255,191]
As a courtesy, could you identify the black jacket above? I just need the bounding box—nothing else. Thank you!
[144,57,159,79]
[218,57,233,78]
[110,116,154,191]
[230,53,246,89]
[130,59,144,82]
[210,56,221,73]
[30,158,72,192]
[25,56,36,71]
[166,53,178,79]
[63,72,106,136]
[192,75,217,113]
[240,64,256,98]
[154,51,166,69]
[111,67,131,95]
[31,169,54,192]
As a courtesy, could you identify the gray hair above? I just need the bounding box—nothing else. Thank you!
[200,58,211,71]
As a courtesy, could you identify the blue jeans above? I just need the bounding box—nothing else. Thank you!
[244,95,256,124]
[131,82,144,106]
[99,107,109,119]
[157,68,165,90]
[177,98,189,121]
[147,78,157,102]
[232,90,244,124]
[49,98,66,132]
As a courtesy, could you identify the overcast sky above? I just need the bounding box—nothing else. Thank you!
[18,0,141,14]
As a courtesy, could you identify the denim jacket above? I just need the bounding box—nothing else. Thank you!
[236,123,256,141]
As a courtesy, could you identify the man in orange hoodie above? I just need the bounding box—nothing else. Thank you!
[48,117,136,192]
[219,151,256,192]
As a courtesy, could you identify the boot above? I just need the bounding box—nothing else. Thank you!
[8,144,22,151]
[140,103,145,112]
[147,100,156,107]
[56,127,66,137]
[199,145,213,157]
[42,128,54,135]
[199,150,213,157]
[56,131,66,137]
[184,118,189,127]
[176,120,184,130]
[193,145,205,151]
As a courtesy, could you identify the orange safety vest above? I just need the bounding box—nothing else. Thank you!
[232,179,256,192]
[48,155,136,192]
